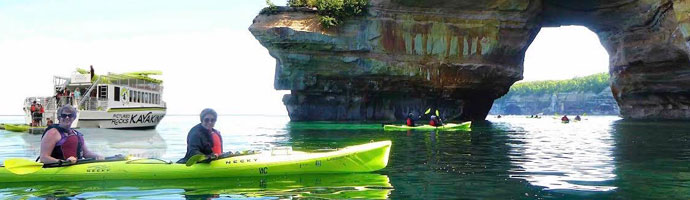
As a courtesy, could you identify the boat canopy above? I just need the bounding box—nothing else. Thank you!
[76,68,163,84]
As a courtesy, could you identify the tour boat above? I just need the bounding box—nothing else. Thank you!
[23,68,166,129]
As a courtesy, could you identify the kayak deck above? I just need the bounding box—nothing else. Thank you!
[0,141,391,182]
[383,121,471,131]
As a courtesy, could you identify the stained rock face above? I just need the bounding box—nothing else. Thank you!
[250,0,690,121]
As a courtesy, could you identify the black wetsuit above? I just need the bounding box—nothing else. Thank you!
[176,123,223,163]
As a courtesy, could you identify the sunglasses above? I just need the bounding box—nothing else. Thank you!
[203,118,216,123]
[60,113,76,119]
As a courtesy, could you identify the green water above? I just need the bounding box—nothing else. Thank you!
[0,115,688,199]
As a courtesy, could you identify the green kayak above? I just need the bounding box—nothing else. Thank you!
[0,141,391,182]
[383,122,471,131]
[3,124,31,133]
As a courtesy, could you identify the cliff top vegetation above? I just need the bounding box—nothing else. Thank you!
[507,72,610,96]
[262,0,368,28]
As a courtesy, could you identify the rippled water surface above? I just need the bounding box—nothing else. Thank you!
[0,115,688,199]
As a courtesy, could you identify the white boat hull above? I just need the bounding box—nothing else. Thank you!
[78,109,166,129]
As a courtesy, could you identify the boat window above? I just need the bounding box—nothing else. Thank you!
[98,86,108,100]
[114,87,120,102]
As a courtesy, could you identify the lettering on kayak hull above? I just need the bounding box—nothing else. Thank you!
[86,165,111,173]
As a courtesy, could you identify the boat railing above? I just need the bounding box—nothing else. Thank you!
[77,97,107,111]
[79,76,101,106]
[53,76,70,92]
[25,97,59,111]
[103,73,162,92]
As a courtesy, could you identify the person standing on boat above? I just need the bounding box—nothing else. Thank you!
[177,108,223,164]
[38,103,45,126]
[90,65,95,81]
[39,105,103,165]
[30,101,37,126]
[74,87,81,106]
[64,88,72,105]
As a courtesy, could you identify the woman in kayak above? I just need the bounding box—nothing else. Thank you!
[429,115,443,127]
[39,105,103,165]
[177,108,223,164]
[405,112,416,127]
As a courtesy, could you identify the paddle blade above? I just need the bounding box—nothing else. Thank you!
[435,110,439,116]
[185,154,206,167]
[424,108,431,114]
[4,158,44,175]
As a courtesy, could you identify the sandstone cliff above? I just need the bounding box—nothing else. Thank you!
[490,88,620,115]
[250,0,690,121]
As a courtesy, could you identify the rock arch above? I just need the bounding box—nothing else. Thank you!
[250,0,690,121]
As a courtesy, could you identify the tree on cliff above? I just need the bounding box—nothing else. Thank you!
[288,0,369,28]
[508,73,610,95]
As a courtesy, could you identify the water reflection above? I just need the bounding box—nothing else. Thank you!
[0,173,392,199]
[501,116,617,192]
[611,120,690,199]
[2,115,688,199]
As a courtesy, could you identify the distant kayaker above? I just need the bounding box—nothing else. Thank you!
[561,115,570,123]
[405,112,416,127]
[39,105,103,165]
[177,108,224,164]
[575,115,581,121]
[429,115,443,127]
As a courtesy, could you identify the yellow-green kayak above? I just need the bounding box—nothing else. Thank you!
[0,141,391,182]
[383,122,471,131]
[3,124,30,133]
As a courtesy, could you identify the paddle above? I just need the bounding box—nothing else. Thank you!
[185,154,207,167]
[4,158,96,175]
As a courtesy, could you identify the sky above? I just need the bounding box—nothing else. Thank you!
[0,1,608,116]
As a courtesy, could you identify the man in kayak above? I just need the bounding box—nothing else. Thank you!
[177,108,223,164]
[405,112,416,127]
[429,115,443,127]
[561,115,570,123]
[39,105,103,165]
[574,115,582,121]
